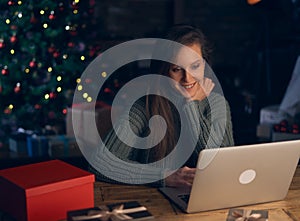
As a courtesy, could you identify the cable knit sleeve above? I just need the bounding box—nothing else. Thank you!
[182,92,234,154]
[89,100,166,187]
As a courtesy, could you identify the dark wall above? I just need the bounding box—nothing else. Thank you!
[94,0,300,144]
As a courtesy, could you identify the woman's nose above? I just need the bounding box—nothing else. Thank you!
[182,71,194,82]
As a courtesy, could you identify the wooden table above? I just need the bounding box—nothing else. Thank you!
[93,166,300,221]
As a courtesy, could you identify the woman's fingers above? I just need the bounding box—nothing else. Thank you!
[165,167,196,188]
[180,166,196,183]
[201,77,215,95]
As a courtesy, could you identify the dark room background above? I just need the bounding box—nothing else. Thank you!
[1,0,300,161]
[93,0,300,144]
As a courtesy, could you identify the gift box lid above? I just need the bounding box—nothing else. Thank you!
[0,160,94,197]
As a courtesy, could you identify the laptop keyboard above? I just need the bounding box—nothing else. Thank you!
[178,194,190,204]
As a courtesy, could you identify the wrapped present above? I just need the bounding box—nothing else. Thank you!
[0,160,95,221]
[67,101,112,141]
[48,135,82,157]
[26,135,49,157]
[226,209,268,221]
[8,128,34,154]
[9,133,28,155]
[67,101,124,145]
[67,201,154,221]
[66,107,84,137]
[271,121,300,141]
[259,105,284,124]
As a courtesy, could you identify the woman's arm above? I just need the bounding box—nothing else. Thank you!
[89,100,166,187]
[183,92,234,153]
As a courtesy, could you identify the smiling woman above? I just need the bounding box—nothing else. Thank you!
[88,24,235,188]
[168,44,214,101]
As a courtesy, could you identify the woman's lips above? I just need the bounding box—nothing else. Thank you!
[181,82,197,89]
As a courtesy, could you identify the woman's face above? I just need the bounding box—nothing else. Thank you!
[168,43,205,99]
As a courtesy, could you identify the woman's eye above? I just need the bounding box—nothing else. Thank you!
[172,67,183,73]
[191,63,200,70]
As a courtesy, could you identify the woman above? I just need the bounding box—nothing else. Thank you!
[89,25,234,187]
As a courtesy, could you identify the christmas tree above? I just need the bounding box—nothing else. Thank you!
[0,0,99,142]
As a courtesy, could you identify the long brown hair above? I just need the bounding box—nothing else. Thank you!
[145,25,210,162]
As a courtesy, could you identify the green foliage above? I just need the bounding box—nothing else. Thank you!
[0,0,98,133]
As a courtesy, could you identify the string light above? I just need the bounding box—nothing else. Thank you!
[101,71,107,78]
[44,94,50,99]
[83,92,88,98]
[1,0,98,129]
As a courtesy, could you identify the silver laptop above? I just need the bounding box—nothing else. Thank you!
[159,139,300,213]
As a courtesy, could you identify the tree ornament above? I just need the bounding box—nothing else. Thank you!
[34,104,42,109]
[62,108,67,115]
[4,108,12,114]
[71,2,79,10]
[48,111,56,119]
[68,42,75,48]
[10,35,17,44]
[14,83,21,93]
[0,40,5,49]
[49,92,56,99]
[104,87,112,93]
[49,11,56,20]
[29,59,36,68]
[77,42,86,51]
[30,15,38,24]
[69,30,78,36]
[48,45,56,54]
[1,66,9,75]
[53,51,60,58]
[10,25,18,31]
[89,47,96,57]
[58,2,64,11]
[49,14,55,20]
[7,0,14,6]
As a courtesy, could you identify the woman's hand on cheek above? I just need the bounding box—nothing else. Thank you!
[192,77,215,101]
[165,166,196,188]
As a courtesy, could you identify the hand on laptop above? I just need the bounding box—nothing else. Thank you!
[165,166,196,188]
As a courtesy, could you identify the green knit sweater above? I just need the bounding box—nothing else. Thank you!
[89,92,234,187]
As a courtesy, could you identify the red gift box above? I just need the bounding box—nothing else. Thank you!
[0,160,95,221]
